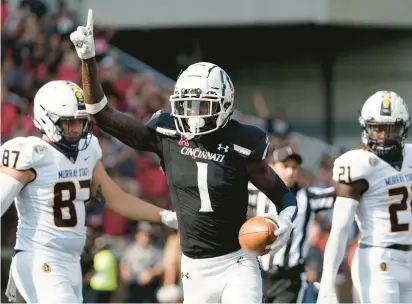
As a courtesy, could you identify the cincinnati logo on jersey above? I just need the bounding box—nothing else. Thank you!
[180,147,225,162]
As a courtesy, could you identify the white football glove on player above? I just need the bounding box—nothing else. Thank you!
[264,207,294,254]
[69,9,95,59]
[160,210,178,230]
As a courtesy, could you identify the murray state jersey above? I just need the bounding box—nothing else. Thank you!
[333,145,412,247]
[0,136,102,260]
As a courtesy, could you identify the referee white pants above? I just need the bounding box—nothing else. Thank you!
[351,246,412,303]
[181,249,263,303]
[11,250,83,303]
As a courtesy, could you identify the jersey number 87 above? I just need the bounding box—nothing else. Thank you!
[53,180,91,228]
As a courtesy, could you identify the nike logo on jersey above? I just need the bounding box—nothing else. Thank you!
[181,272,189,279]
[180,147,225,162]
[84,156,89,161]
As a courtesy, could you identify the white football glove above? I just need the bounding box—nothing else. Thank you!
[70,9,95,59]
[160,210,178,230]
[314,282,339,304]
[264,209,293,254]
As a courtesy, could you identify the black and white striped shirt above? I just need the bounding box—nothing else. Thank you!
[247,183,336,271]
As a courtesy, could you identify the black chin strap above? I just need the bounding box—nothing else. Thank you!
[374,145,404,167]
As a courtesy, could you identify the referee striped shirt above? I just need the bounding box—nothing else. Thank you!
[247,183,336,271]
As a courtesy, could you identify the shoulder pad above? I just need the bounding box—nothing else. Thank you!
[0,137,47,170]
[146,110,178,137]
[228,121,269,160]
[333,149,377,183]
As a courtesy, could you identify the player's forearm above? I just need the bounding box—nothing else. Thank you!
[0,173,24,216]
[82,58,105,113]
[320,196,358,288]
[264,169,298,219]
[82,58,158,151]
[248,161,298,218]
[107,193,165,223]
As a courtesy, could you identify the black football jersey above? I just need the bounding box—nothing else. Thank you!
[146,111,269,258]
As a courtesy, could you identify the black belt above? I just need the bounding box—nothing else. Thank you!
[262,263,305,276]
[360,243,412,251]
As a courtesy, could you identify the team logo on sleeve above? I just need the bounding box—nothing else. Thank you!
[34,144,48,153]
[368,157,379,166]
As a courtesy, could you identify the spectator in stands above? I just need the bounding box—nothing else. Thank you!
[252,90,300,154]
[157,231,183,303]
[313,154,335,188]
[120,222,164,303]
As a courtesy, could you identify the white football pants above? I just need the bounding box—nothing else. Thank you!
[351,246,412,303]
[11,250,83,303]
[181,248,263,303]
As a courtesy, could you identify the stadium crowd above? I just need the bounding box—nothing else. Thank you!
[1,0,359,302]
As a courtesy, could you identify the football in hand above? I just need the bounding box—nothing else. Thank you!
[238,216,278,256]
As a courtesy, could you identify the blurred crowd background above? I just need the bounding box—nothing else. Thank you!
[1,0,412,303]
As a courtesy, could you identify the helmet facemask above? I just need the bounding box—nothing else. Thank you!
[37,109,92,152]
[360,116,409,158]
[57,116,93,152]
[171,88,232,138]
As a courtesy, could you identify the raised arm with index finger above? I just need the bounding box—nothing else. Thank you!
[70,9,161,153]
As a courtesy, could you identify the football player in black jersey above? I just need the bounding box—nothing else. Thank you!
[70,11,298,303]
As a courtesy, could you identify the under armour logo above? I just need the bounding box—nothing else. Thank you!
[217,144,229,153]
[179,135,189,147]
[181,272,189,279]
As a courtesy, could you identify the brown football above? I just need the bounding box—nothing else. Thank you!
[238,216,278,256]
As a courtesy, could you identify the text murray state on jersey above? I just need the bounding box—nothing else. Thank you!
[58,167,90,179]
[385,172,412,186]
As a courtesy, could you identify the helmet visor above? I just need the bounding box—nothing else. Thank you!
[172,99,220,117]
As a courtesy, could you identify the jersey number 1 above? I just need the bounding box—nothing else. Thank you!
[53,180,91,228]
[196,162,214,212]
[388,186,412,232]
